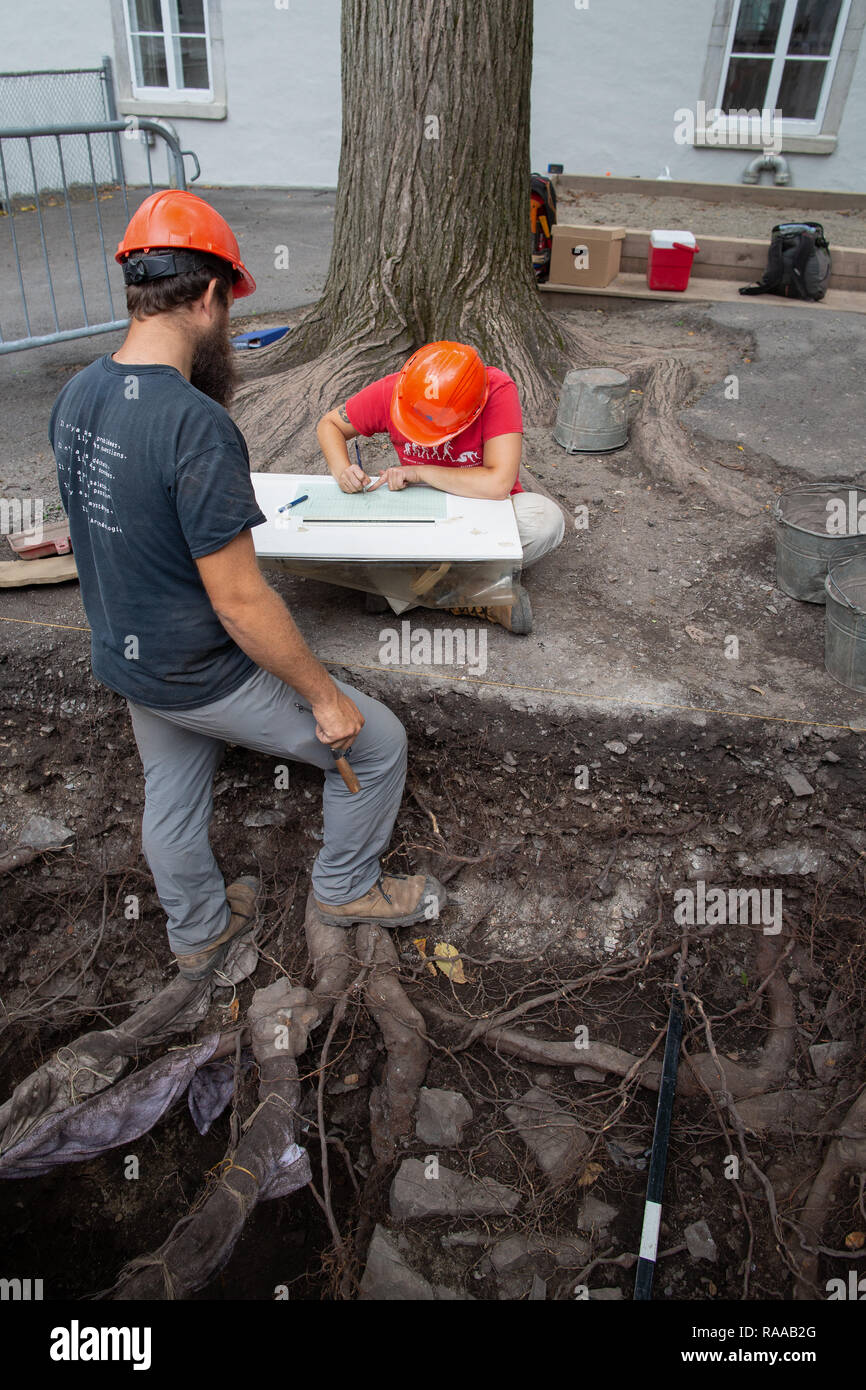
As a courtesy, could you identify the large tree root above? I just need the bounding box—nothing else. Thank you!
[630,356,759,516]
[303,889,355,1013]
[791,1086,866,1300]
[109,981,318,1300]
[414,934,795,1101]
[357,924,429,1162]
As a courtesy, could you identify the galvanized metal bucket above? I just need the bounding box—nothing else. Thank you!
[774,483,866,604]
[824,554,866,694]
[553,367,630,453]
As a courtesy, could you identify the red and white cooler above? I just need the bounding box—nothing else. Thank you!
[646,229,700,292]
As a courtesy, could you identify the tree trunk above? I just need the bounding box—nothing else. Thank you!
[234,0,578,466]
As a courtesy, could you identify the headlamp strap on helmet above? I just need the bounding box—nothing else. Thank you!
[121,250,216,286]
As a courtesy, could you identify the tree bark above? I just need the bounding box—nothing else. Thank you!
[234,0,579,465]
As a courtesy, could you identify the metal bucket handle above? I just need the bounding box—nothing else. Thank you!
[826,560,865,613]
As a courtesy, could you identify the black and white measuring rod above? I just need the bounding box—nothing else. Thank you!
[633,980,685,1300]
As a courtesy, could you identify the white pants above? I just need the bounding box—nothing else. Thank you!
[383,492,565,614]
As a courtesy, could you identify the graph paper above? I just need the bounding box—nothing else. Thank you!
[288,482,448,524]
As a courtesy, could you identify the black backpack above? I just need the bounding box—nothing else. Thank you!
[739,222,831,301]
[530,174,557,282]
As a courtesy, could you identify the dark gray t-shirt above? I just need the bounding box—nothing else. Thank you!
[49,354,266,710]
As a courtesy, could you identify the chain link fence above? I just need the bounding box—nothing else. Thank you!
[0,58,201,352]
[0,59,118,198]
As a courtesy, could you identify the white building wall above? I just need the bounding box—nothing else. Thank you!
[1,0,863,192]
[530,0,866,191]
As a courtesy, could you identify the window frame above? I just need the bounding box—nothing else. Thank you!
[695,0,865,153]
[125,0,214,104]
[110,0,227,120]
[714,0,851,138]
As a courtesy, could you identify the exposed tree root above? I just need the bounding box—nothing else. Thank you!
[414,933,795,1101]
[629,356,758,515]
[303,889,355,1014]
[791,1085,866,1300]
[357,924,429,1162]
[108,981,318,1300]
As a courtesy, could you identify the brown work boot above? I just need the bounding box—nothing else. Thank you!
[174,875,260,981]
[447,582,533,635]
[314,873,445,929]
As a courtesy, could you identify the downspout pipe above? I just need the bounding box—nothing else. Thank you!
[742,152,791,186]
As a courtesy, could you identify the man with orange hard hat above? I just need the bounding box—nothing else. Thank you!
[49,190,444,983]
[317,342,565,634]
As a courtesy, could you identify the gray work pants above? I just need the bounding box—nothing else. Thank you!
[127,666,407,955]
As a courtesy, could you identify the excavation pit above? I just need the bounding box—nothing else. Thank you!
[1,670,864,1302]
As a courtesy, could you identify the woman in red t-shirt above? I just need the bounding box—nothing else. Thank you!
[316,341,565,634]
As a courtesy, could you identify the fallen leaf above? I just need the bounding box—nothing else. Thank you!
[578,1161,603,1187]
[228,998,240,1023]
[845,1231,865,1250]
[685,624,711,645]
[433,942,467,984]
[413,938,437,976]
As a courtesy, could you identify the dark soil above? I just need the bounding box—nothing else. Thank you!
[1,663,864,1301]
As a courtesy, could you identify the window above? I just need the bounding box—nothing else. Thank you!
[716,0,851,136]
[125,0,213,102]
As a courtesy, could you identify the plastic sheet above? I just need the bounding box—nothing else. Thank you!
[260,557,518,608]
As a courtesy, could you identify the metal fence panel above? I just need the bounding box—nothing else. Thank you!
[0,62,116,197]
[0,118,200,354]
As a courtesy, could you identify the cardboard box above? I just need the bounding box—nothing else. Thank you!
[549,224,626,288]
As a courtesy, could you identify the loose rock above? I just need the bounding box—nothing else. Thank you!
[577,1194,620,1234]
[684,1219,718,1262]
[737,1089,828,1134]
[389,1158,520,1220]
[16,813,73,850]
[359,1225,471,1300]
[573,1065,608,1083]
[783,770,814,798]
[809,1041,851,1083]
[506,1086,589,1180]
[415,1087,473,1147]
[243,809,287,828]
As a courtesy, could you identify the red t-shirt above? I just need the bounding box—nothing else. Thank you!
[345,365,523,495]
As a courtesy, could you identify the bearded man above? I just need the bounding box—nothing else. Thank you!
[49,191,442,983]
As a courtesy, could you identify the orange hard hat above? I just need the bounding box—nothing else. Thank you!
[390,341,489,446]
[115,189,255,298]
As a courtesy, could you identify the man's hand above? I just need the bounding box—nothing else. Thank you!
[337,462,372,493]
[312,689,365,750]
[367,465,418,491]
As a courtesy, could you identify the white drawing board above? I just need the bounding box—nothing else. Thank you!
[251,473,523,562]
